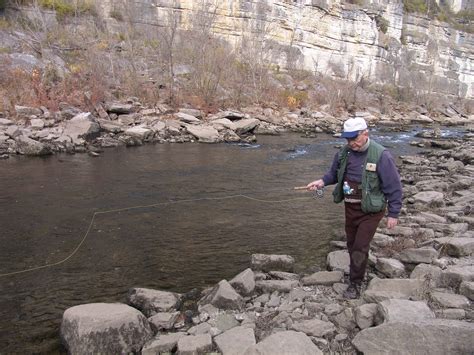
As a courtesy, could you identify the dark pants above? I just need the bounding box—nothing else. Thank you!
[344,202,384,283]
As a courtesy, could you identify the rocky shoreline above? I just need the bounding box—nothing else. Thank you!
[0,100,473,159]
[58,135,473,354]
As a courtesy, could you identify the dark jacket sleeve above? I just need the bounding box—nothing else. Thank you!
[322,152,340,186]
[377,150,403,218]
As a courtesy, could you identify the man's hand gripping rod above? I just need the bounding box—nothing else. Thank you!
[294,186,324,198]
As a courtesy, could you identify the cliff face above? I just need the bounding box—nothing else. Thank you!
[98,1,473,99]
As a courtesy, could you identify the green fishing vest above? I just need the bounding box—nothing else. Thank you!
[332,140,387,213]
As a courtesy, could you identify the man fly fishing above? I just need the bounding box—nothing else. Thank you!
[306,116,403,299]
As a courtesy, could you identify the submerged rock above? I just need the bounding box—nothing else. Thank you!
[127,288,181,317]
[251,254,295,272]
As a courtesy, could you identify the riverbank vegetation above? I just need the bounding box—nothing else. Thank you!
[0,0,472,118]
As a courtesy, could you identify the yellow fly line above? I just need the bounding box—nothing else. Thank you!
[0,189,316,278]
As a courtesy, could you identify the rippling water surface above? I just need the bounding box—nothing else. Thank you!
[0,130,424,353]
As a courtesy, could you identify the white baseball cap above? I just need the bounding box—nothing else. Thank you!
[341,117,367,139]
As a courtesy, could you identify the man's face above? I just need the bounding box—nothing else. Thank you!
[346,130,369,151]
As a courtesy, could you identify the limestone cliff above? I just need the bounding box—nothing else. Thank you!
[97,0,473,100]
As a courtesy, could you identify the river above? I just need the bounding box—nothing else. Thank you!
[0,128,432,353]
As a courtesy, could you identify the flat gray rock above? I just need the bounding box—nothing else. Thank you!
[268,271,300,281]
[214,326,256,355]
[376,258,405,278]
[440,265,474,288]
[431,291,470,309]
[301,271,343,285]
[435,237,474,257]
[412,191,444,205]
[363,278,424,302]
[397,247,438,264]
[177,334,212,355]
[142,332,186,354]
[210,313,240,333]
[124,126,153,140]
[176,112,200,123]
[234,118,260,134]
[378,299,435,323]
[290,319,336,337]
[353,319,474,355]
[410,263,442,287]
[255,280,298,293]
[187,322,212,335]
[148,311,180,331]
[244,330,322,355]
[186,124,221,143]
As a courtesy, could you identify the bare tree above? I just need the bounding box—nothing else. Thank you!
[158,2,180,106]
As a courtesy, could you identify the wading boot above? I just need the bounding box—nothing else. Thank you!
[343,282,361,299]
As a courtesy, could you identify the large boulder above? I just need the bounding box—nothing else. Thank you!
[60,303,152,354]
[244,331,322,355]
[127,288,181,317]
[352,319,474,354]
[15,135,51,156]
[63,112,100,144]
